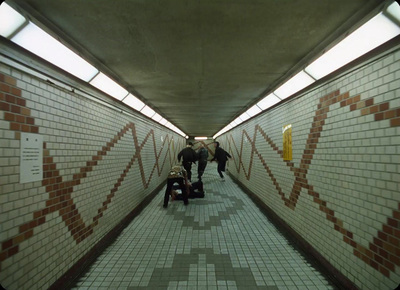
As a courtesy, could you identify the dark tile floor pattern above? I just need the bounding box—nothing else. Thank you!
[71,163,338,289]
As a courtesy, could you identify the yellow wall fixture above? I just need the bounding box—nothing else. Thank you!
[282,124,292,161]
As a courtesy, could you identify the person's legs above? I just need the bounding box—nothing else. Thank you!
[198,161,207,180]
[165,178,188,205]
[163,179,175,207]
[217,162,224,178]
[183,162,192,181]
[197,162,202,180]
[177,179,189,205]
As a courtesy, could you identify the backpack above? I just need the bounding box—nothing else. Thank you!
[198,148,208,161]
[168,165,184,179]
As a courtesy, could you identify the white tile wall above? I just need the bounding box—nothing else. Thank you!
[222,48,400,290]
[0,61,186,290]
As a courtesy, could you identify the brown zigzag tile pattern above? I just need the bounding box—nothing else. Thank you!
[0,72,182,270]
[193,140,215,157]
[226,90,400,278]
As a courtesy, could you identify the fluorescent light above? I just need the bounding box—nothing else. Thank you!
[387,2,400,22]
[213,129,224,139]
[170,125,185,137]
[157,117,185,136]
[174,127,182,135]
[218,124,232,136]
[239,112,250,122]
[12,22,98,82]
[274,71,315,99]
[195,137,208,140]
[257,93,281,110]
[140,105,155,118]
[89,72,128,100]
[122,93,145,111]
[229,122,237,128]
[246,104,262,117]
[151,113,162,122]
[234,116,243,125]
[159,117,168,126]
[176,130,186,137]
[0,2,26,38]
[230,119,238,126]
[213,132,221,139]
[305,12,400,79]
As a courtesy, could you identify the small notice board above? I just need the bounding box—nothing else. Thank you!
[20,133,43,183]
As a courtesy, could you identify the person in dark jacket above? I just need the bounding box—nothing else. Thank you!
[177,142,197,181]
[211,142,232,181]
[196,144,209,181]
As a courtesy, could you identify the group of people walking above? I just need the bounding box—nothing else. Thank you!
[163,141,232,208]
[178,141,231,182]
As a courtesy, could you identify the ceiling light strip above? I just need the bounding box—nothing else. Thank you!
[220,1,400,137]
[305,11,400,79]
[0,1,188,137]
[0,2,27,38]
[11,22,99,82]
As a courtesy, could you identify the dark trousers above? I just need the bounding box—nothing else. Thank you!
[217,161,227,178]
[173,181,203,194]
[182,161,192,181]
[163,178,188,207]
[197,161,207,180]
[175,181,204,200]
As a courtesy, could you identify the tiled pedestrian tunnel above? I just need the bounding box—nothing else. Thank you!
[1,13,400,289]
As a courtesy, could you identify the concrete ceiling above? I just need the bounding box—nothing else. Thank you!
[10,0,384,137]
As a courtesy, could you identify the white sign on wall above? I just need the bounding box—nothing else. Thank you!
[20,133,43,183]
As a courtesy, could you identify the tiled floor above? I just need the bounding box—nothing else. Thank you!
[71,163,338,290]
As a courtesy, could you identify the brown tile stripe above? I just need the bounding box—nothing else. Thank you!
[193,140,215,157]
[227,90,400,278]
[0,73,177,270]
[228,134,243,175]
[240,132,254,179]
[0,75,38,135]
